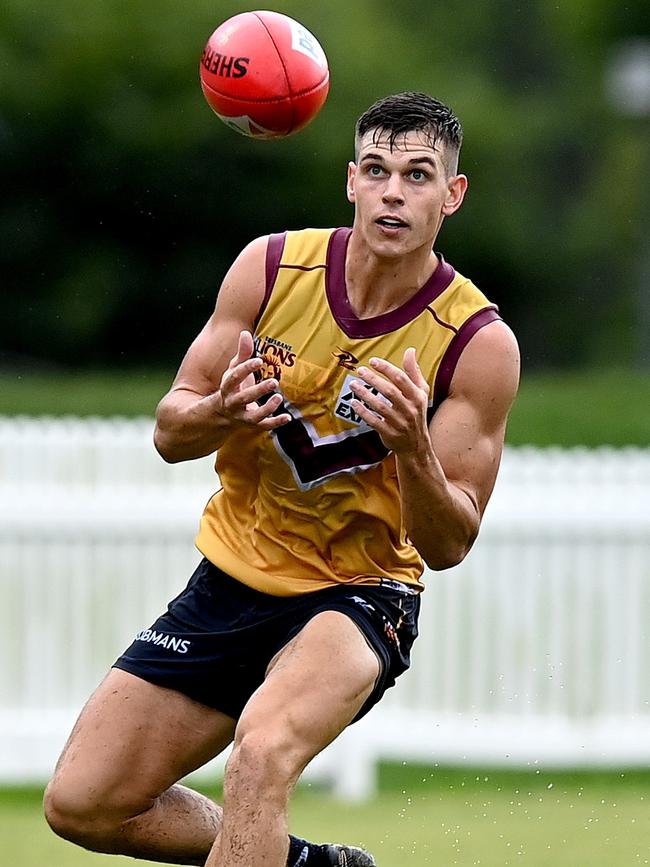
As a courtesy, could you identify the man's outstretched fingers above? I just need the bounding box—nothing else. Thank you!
[235,330,255,363]
[402,346,429,390]
[245,393,290,427]
[221,356,263,392]
[224,376,278,411]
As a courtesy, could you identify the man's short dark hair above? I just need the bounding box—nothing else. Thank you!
[355,92,463,175]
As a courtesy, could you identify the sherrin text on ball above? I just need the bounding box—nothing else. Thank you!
[199,10,329,139]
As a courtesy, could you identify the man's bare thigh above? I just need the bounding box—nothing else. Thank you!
[236,611,381,763]
[53,669,236,808]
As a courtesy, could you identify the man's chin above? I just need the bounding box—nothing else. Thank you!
[366,231,416,259]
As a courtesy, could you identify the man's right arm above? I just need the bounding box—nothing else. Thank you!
[153,236,290,463]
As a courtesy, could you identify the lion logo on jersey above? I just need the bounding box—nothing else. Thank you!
[254,335,296,383]
[256,354,282,382]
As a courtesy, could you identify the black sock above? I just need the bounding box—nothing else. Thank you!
[287,835,330,866]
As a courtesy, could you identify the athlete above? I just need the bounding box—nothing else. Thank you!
[44,92,520,867]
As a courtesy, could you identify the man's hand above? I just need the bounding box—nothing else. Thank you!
[211,331,291,431]
[154,236,294,463]
[154,330,291,463]
[350,321,519,570]
[349,347,430,455]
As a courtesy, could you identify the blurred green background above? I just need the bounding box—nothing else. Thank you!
[1,0,649,442]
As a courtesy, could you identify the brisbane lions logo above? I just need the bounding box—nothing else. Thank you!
[255,354,282,382]
[253,335,296,383]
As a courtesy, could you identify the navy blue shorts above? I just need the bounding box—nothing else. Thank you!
[114,558,420,722]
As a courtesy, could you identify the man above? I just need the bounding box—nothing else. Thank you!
[44,92,519,867]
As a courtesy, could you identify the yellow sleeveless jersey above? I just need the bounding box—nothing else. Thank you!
[196,227,500,596]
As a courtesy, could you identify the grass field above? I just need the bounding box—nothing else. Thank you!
[1,367,650,446]
[3,766,650,866]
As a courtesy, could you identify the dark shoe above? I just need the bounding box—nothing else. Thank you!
[324,844,376,866]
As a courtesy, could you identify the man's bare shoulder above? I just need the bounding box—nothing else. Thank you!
[449,319,520,417]
[236,234,270,267]
[213,235,270,321]
[467,318,519,361]
[221,235,269,292]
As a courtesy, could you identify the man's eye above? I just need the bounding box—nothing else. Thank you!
[369,166,383,176]
[411,170,426,181]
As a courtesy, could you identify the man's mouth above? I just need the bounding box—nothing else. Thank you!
[375,216,409,229]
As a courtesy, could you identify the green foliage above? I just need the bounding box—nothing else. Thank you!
[0,369,173,417]
[2,367,649,446]
[1,0,648,369]
[506,367,650,446]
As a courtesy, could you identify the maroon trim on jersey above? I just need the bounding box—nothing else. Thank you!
[325,227,457,338]
[431,306,502,413]
[280,263,327,272]
[426,307,459,333]
[256,232,287,326]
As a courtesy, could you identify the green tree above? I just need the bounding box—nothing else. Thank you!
[1,0,647,369]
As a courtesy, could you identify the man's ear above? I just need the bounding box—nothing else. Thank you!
[442,173,468,216]
[346,161,357,203]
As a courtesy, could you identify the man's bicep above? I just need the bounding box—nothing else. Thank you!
[170,315,245,398]
[169,236,270,397]
[429,321,520,514]
[430,397,505,515]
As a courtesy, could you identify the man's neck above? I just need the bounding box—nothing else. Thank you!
[344,231,439,320]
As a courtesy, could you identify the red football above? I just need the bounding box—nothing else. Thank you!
[199,10,330,139]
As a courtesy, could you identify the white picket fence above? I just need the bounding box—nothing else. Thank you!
[1,416,649,799]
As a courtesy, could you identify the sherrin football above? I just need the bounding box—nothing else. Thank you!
[199,10,330,139]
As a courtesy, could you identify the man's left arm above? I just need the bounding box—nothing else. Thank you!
[350,320,520,570]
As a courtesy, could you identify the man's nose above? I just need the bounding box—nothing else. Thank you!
[382,174,404,205]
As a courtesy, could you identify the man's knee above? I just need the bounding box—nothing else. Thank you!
[225,725,306,797]
[44,776,102,846]
[43,772,153,850]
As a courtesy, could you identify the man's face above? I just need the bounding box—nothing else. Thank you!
[347,128,467,258]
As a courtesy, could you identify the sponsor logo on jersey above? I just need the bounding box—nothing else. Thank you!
[334,373,391,427]
[332,347,359,370]
[135,630,191,654]
[255,335,297,382]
